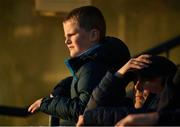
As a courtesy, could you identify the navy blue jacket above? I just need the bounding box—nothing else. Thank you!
[39,36,130,125]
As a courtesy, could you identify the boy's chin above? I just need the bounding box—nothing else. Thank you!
[70,53,78,58]
[70,52,81,58]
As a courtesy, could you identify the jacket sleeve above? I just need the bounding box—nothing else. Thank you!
[83,106,129,126]
[51,76,73,97]
[86,71,130,110]
[39,62,107,122]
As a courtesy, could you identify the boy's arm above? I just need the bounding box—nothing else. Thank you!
[28,76,72,113]
[39,64,107,122]
[51,76,73,97]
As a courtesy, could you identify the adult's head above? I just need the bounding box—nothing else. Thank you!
[132,56,177,108]
[63,6,106,57]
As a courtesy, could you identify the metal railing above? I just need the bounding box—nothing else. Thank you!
[0,105,31,117]
[0,35,180,126]
[134,35,180,58]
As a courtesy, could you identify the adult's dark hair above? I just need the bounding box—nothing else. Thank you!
[134,55,177,83]
[63,6,106,41]
[157,64,179,111]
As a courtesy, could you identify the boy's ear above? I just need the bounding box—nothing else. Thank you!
[90,29,100,42]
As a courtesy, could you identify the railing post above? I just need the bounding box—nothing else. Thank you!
[49,116,60,126]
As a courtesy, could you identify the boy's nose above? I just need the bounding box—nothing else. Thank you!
[65,38,71,45]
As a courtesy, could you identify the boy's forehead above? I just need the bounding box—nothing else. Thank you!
[63,18,78,25]
[63,20,80,31]
[63,17,79,24]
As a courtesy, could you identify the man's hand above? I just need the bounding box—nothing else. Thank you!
[76,115,84,127]
[115,112,159,126]
[115,54,151,77]
[28,98,43,113]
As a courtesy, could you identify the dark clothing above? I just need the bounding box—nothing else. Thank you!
[83,71,160,125]
[156,65,180,125]
[157,88,180,126]
[141,93,159,112]
[85,71,133,110]
[157,109,180,125]
[39,36,130,125]
[82,56,179,126]
[51,76,73,97]
[83,94,159,125]
[84,107,129,126]
[83,71,133,125]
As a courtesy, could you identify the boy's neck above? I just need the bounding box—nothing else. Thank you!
[78,43,101,57]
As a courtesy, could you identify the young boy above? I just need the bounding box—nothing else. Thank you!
[28,6,130,125]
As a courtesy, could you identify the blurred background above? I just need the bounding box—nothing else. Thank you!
[0,0,180,125]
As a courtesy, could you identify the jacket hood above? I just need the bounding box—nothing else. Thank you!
[87,36,131,72]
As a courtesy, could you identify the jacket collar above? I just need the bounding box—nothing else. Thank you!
[65,44,101,79]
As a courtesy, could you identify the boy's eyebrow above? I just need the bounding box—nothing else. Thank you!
[66,33,76,37]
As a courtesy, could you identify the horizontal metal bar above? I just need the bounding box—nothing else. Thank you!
[134,36,180,57]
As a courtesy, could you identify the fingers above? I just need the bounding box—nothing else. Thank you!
[131,54,152,68]
[76,115,84,127]
[117,54,151,75]
[28,98,42,113]
[128,59,148,70]
[50,94,54,98]
[135,54,152,64]
[28,102,38,113]
[130,59,148,69]
[115,121,125,127]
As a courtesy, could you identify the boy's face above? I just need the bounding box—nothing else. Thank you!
[63,19,97,57]
[134,76,163,109]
